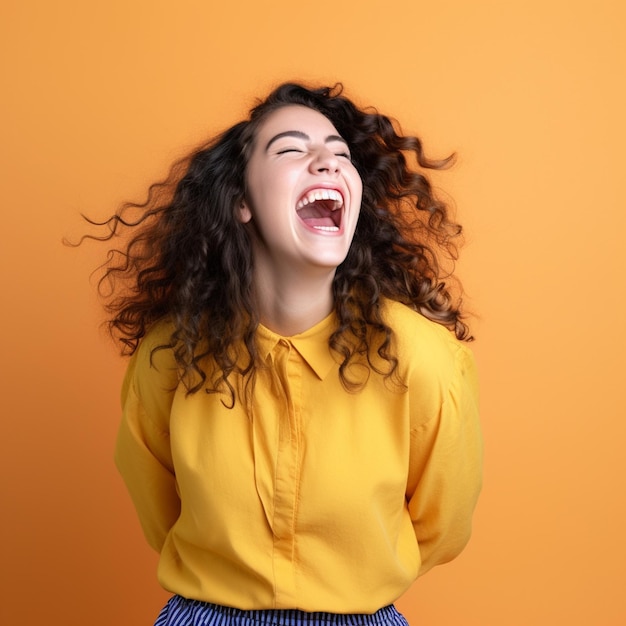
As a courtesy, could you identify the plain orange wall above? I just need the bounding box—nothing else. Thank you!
[2,1,625,624]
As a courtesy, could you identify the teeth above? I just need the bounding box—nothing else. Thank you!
[313,225,339,232]
[296,188,343,211]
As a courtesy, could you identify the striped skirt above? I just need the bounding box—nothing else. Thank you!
[154,596,409,626]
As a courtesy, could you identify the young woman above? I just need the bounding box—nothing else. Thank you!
[99,83,482,625]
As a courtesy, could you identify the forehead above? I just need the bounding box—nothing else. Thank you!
[253,105,341,143]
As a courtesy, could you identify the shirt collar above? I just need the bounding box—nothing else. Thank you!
[256,313,338,380]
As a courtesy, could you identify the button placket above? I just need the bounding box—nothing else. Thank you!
[270,339,303,605]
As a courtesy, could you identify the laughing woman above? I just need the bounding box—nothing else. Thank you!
[97,83,482,625]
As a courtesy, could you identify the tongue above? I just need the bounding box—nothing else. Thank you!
[297,200,337,228]
[300,215,337,228]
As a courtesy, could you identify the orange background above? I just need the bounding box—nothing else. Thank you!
[2,1,625,624]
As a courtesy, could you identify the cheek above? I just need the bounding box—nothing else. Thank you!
[347,165,363,197]
[246,167,299,216]
[351,177,364,213]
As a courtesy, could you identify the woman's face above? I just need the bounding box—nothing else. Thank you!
[240,105,363,277]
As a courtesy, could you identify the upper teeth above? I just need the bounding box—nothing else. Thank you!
[296,188,343,210]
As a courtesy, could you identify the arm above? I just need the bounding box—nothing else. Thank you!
[407,345,483,575]
[114,330,181,552]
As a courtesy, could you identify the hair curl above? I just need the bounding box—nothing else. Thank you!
[82,82,471,404]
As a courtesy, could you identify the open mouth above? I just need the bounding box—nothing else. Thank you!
[296,188,344,232]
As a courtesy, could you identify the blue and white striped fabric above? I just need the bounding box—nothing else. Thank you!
[154,596,410,626]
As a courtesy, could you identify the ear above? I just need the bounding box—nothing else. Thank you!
[238,199,252,224]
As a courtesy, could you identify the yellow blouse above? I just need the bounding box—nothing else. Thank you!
[115,300,482,613]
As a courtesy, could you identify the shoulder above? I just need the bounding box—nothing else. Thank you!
[122,319,179,403]
[382,299,476,390]
[381,300,478,430]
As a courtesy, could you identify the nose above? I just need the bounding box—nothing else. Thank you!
[309,146,340,175]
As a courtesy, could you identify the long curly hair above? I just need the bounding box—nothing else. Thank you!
[84,82,471,403]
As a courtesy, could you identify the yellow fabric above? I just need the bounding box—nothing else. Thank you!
[115,300,483,612]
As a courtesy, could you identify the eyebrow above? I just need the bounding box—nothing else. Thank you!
[265,131,349,152]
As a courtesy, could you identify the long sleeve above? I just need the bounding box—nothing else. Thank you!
[112,304,482,611]
[406,344,483,575]
[114,326,181,552]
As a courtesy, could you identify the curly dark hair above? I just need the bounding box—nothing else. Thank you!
[84,82,471,403]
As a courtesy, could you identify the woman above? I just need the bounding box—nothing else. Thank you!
[100,83,482,625]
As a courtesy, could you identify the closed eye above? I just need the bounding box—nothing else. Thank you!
[276,148,304,155]
[276,146,352,161]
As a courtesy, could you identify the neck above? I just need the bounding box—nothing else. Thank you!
[253,264,335,337]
